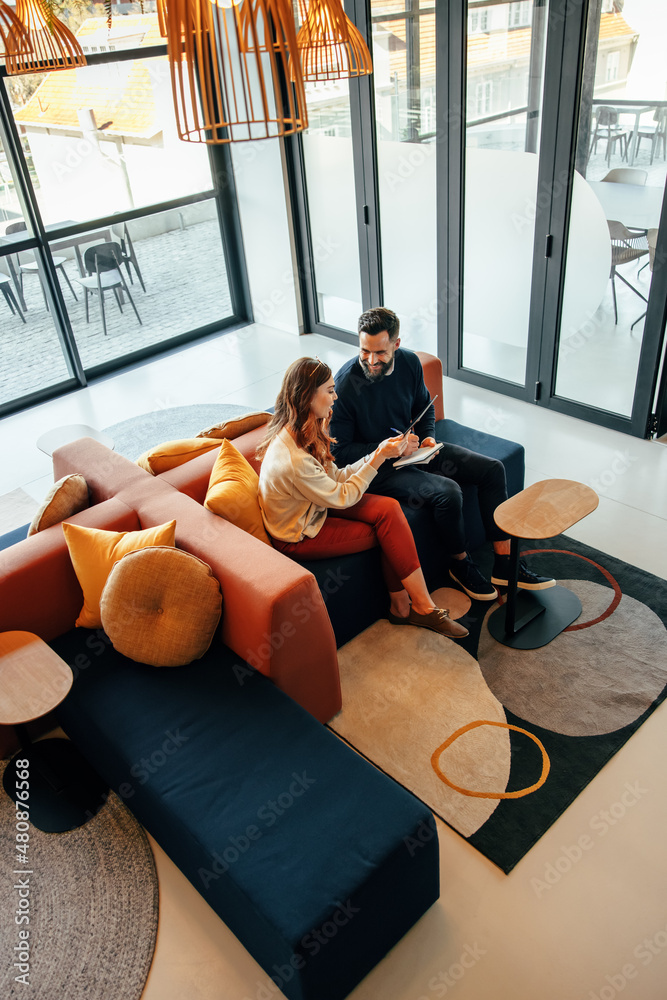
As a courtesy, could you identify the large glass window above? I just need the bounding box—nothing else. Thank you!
[7,26,213,227]
[58,201,231,369]
[372,0,437,353]
[1,11,240,413]
[0,238,73,404]
[1,126,72,404]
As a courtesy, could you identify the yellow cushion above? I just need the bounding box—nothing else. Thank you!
[63,519,177,628]
[28,474,90,536]
[205,439,271,545]
[197,411,271,440]
[100,546,222,667]
[136,438,221,475]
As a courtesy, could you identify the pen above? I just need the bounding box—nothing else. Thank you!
[390,395,438,439]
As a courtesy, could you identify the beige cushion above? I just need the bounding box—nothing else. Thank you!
[197,411,271,440]
[136,438,221,475]
[28,474,90,536]
[205,439,271,545]
[100,546,222,667]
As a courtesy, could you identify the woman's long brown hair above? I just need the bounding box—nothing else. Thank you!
[256,357,336,467]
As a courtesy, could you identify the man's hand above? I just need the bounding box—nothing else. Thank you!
[421,436,437,449]
[403,432,420,457]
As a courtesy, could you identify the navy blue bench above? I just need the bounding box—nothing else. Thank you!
[52,630,439,1000]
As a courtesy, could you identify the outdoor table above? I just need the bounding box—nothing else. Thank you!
[0,221,113,309]
[589,180,664,232]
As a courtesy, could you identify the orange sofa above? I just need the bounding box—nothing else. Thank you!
[0,439,340,758]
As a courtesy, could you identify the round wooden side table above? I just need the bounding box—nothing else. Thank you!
[36,424,115,457]
[0,631,107,832]
[487,479,599,650]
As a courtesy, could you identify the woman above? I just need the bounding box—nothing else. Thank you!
[257,357,468,640]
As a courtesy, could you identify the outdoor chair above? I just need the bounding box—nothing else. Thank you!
[5,220,78,308]
[634,108,667,165]
[607,220,649,326]
[76,241,142,337]
[0,272,26,323]
[112,222,146,292]
[601,168,647,186]
[630,229,658,332]
[589,107,630,166]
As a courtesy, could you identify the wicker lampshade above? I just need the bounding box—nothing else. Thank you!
[4,0,86,74]
[166,0,308,144]
[0,0,32,60]
[295,0,372,81]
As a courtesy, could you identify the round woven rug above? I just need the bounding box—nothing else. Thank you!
[0,759,159,1000]
[104,403,254,460]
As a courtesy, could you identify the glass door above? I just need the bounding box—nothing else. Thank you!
[553,0,667,423]
[371,0,438,354]
[300,79,363,333]
[460,0,549,387]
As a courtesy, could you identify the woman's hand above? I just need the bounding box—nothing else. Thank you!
[369,435,408,469]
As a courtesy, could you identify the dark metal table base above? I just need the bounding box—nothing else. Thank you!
[3,737,108,833]
[488,585,582,649]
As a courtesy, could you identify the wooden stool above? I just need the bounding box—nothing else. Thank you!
[0,631,107,832]
[487,480,599,649]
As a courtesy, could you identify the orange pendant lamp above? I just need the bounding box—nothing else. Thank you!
[296,0,372,82]
[166,0,308,144]
[0,0,32,60]
[4,0,86,74]
[156,0,167,38]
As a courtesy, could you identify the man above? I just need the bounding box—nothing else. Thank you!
[329,307,554,601]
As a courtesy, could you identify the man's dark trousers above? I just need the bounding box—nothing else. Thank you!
[368,441,508,554]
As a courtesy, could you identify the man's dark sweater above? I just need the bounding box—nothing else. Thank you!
[330,349,434,474]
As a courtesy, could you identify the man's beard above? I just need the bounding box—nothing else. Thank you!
[360,356,393,382]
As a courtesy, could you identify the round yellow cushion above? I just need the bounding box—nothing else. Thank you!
[100,546,222,667]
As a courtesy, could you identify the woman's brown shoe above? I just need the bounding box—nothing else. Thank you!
[388,607,469,639]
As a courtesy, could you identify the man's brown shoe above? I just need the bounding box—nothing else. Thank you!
[388,607,469,639]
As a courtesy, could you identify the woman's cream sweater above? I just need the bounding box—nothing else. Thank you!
[258,428,378,542]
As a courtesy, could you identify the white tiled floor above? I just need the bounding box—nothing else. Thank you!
[2,324,666,1000]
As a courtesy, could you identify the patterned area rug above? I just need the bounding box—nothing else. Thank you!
[0,760,159,999]
[329,534,667,873]
[104,403,253,460]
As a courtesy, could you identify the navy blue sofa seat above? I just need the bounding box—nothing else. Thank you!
[52,630,439,1000]
[0,523,29,550]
